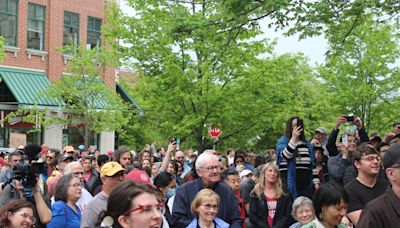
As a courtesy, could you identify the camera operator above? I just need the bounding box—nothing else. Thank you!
[0,151,22,184]
[0,144,52,227]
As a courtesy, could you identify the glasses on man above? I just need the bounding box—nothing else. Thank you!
[16,212,36,223]
[360,156,381,162]
[46,156,54,159]
[200,203,218,211]
[125,202,165,215]
[199,166,220,172]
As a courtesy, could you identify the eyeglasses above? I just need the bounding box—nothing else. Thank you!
[200,203,218,211]
[125,202,165,215]
[16,212,36,223]
[360,156,381,162]
[46,156,54,159]
[390,165,400,169]
[199,166,220,172]
[69,183,82,189]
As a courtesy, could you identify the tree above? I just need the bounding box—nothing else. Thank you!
[221,1,400,44]
[318,17,400,133]
[113,0,336,152]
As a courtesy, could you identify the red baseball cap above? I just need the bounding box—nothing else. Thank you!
[125,169,156,188]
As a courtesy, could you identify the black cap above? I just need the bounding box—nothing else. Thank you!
[383,144,400,169]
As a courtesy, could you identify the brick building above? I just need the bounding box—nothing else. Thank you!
[0,0,135,152]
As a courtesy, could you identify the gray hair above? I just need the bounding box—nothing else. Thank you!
[64,161,82,175]
[195,151,218,168]
[291,196,314,219]
[54,173,77,202]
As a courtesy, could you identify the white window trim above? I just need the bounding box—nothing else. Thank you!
[4,45,21,57]
[27,49,48,61]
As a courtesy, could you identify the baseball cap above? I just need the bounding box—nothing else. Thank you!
[59,154,75,162]
[315,127,327,135]
[385,134,400,144]
[100,162,126,178]
[240,169,253,178]
[125,169,155,188]
[383,144,400,169]
[63,146,74,153]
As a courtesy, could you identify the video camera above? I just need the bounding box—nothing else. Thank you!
[12,144,46,197]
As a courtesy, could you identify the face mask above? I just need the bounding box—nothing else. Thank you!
[164,187,175,201]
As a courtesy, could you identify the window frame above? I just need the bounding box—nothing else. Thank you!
[27,3,45,51]
[87,16,102,49]
[0,0,19,47]
[63,11,80,48]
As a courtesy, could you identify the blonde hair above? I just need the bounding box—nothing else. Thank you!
[190,189,220,215]
[251,162,285,199]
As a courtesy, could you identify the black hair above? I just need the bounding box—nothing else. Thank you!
[142,166,152,177]
[106,180,157,228]
[234,155,245,165]
[168,160,179,174]
[312,183,348,220]
[97,154,110,167]
[285,116,306,141]
[393,122,400,127]
[254,155,266,168]
[24,144,41,161]
[153,171,174,189]
[377,142,389,152]
[54,173,77,202]
[221,169,239,181]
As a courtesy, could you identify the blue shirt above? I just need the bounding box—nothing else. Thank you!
[47,201,81,228]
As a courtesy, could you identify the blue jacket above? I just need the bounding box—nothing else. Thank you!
[47,201,81,228]
[276,136,315,199]
[172,178,242,228]
[187,217,229,228]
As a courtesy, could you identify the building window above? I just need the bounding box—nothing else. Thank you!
[0,0,18,46]
[63,11,79,48]
[27,3,45,50]
[87,16,101,49]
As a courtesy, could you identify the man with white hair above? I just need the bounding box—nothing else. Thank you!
[58,161,93,212]
[172,151,242,228]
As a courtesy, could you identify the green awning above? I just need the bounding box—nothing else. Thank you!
[0,67,59,106]
[116,83,143,115]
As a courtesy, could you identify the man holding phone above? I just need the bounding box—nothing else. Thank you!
[326,115,369,187]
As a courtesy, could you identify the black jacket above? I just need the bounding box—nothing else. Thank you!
[249,192,294,228]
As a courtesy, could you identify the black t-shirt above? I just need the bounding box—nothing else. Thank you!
[344,178,388,213]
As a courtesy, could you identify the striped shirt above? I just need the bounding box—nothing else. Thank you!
[279,140,320,185]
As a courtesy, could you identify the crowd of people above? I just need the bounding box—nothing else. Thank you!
[0,115,400,227]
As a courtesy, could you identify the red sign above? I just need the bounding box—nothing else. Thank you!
[208,128,222,138]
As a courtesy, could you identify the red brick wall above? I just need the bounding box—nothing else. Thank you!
[2,0,115,87]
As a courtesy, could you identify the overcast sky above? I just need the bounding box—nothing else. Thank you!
[119,0,328,65]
